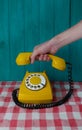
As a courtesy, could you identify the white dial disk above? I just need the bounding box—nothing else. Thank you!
[25,73,46,91]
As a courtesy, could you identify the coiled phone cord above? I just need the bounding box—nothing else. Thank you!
[12,62,73,109]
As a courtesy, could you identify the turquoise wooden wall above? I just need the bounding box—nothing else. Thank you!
[0,0,82,81]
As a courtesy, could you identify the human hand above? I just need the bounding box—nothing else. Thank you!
[31,21,82,64]
[31,39,59,63]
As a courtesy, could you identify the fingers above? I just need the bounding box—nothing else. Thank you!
[31,53,50,64]
[31,43,51,63]
[38,54,50,61]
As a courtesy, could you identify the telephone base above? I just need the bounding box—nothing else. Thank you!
[18,71,53,104]
[12,60,73,109]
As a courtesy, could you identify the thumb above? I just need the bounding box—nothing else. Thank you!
[31,51,38,64]
[30,55,35,64]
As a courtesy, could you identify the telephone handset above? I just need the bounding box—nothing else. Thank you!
[16,52,66,71]
[12,52,73,109]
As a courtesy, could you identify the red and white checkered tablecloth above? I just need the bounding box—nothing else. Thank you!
[0,81,82,130]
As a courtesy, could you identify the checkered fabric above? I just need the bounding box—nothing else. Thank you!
[0,81,82,130]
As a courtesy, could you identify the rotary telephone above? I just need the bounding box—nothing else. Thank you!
[12,52,73,109]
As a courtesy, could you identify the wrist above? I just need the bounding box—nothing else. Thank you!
[47,37,61,54]
[49,35,63,50]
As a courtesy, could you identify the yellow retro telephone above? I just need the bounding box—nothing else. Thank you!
[12,52,73,109]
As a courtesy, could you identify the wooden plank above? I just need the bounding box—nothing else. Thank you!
[0,0,81,81]
[0,0,10,81]
[39,0,70,81]
[39,0,55,80]
[69,0,82,81]
[52,0,71,81]
[24,0,41,72]
[8,0,25,80]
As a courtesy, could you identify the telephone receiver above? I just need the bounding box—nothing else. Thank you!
[16,52,66,71]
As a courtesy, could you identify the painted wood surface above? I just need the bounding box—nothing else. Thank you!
[0,0,82,81]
